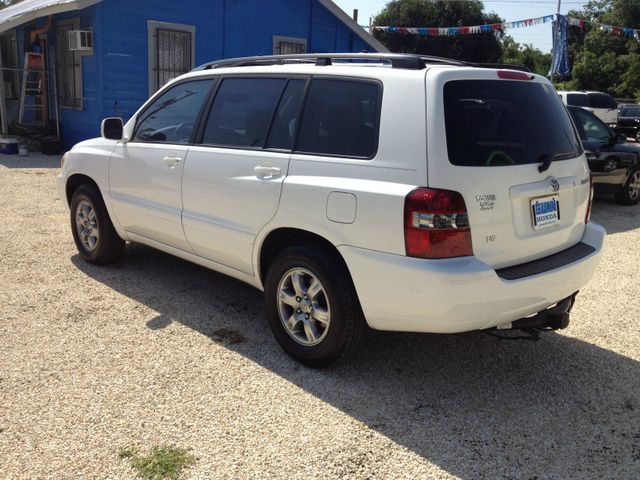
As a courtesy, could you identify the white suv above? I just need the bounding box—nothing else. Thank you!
[57,53,605,367]
[557,90,618,125]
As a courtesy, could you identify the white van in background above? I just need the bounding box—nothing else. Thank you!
[558,90,618,126]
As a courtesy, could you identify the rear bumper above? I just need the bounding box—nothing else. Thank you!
[339,222,605,333]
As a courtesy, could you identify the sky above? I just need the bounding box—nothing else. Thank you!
[332,0,591,53]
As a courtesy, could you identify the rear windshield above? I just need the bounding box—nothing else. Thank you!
[566,93,590,107]
[444,80,582,167]
[588,93,617,109]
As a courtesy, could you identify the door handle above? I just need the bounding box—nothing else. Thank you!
[254,165,282,178]
[163,155,182,167]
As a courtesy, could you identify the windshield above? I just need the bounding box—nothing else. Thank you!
[444,80,582,167]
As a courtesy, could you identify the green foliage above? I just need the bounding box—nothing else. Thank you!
[0,0,22,8]
[373,0,504,62]
[500,36,551,75]
[570,0,640,97]
[119,445,196,480]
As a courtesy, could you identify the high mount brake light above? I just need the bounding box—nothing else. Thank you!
[404,188,473,259]
[497,70,533,81]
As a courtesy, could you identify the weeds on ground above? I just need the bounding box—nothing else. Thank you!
[118,445,196,480]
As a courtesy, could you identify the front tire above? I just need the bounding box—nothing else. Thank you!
[615,167,640,205]
[264,245,364,368]
[70,184,125,264]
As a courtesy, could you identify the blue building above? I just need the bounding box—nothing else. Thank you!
[0,0,385,149]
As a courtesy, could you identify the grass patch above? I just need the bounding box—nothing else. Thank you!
[118,444,195,480]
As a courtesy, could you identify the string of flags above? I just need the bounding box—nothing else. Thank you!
[374,14,640,41]
[568,16,640,40]
[372,15,554,36]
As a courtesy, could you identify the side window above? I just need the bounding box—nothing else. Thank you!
[266,79,306,150]
[134,80,212,144]
[296,78,381,158]
[588,93,617,109]
[566,93,589,107]
[576,108,610,142]
[202,78,287,148]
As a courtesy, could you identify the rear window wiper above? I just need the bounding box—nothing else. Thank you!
[538,152,575,173]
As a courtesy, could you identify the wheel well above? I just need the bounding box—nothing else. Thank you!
[259,228,348,283]
[65,174,99,206]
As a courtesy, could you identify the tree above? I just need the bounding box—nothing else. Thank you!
[568,0,640,99]
[500,36,551,76]
[0,0,22,8]
[373,0,504,63]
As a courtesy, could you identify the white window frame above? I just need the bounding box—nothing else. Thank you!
[147,20,195,96]
[56,18,87,110]
[272,35,307,55]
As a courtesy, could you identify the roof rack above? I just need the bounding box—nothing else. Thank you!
[193,53,469,71]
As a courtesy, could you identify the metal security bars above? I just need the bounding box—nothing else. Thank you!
[155,28,192,90]
[272,36,306,55]
[56,19,82,109]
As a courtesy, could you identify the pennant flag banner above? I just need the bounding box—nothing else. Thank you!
[373,15,554,36]
[568,16,640,41]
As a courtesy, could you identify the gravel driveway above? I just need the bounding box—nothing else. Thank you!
[1,154,638,479]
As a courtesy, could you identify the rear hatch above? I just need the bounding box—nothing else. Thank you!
[426,68,591,269]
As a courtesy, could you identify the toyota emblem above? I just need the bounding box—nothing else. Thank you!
[551,178,560,192]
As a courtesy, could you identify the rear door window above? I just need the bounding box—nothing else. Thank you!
[295,78,381,158]
[201,77,287,148]
[444,80,581,167]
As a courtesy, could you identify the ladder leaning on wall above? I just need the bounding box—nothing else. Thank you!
[19,52,48,125]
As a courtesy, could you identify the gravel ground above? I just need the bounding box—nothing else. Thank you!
[1,153,638,479]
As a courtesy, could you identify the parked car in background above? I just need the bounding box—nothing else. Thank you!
[568,106,640,205]
[558,91,618,126]
[56,53,605,367]
[615,104,640,142]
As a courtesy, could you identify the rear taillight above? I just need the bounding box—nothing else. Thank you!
[585,173,594,223]
[404,187,473,259]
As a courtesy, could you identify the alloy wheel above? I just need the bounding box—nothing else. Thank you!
[75,200,99,251]
[277,268,331,346]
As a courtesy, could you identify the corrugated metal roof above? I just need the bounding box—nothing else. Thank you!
[0,0,102,34]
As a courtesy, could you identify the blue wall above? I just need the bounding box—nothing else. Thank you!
[43,0,379,148]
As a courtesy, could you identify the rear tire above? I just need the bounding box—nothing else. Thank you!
[70,184,125,264]
[264,245,364,368]
[614,167,640,205]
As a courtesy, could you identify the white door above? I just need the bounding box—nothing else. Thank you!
[109,79,213,250]
[181,77,306,274]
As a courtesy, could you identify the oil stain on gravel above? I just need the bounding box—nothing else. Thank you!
[118,445,196,480]
[212,327,247,344]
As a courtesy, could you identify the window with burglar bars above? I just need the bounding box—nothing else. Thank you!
[148,22,195,94]
[56,19,83,110]
[272,36,307,55]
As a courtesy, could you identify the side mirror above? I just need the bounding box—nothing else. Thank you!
[101,117,123,140]
[615,132,627,144]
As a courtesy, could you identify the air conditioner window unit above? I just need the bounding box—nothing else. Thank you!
[69,30,93,51]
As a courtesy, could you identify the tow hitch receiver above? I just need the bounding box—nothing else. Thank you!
[486,292,578,341]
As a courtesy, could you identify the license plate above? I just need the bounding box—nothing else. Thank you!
[531,195,560,229]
